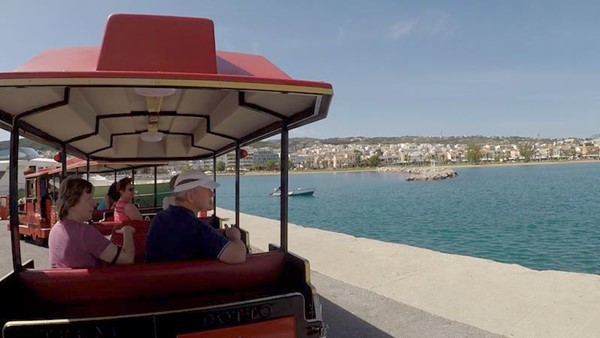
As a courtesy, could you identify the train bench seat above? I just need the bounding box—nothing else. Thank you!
[93,220,152,262]
[93,220,152,236]
[18,251,286,306]
[93,220,242,262]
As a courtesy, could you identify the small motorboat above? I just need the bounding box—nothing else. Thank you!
[270,186,316,196]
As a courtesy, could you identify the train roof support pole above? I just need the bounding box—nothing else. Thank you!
[61,147,67,178]
[9,122,23,271]
[86,158,90,180]
[213,154,217,217]
[153,166,158,208]
[280,125,289,252]
[235,143,240,228]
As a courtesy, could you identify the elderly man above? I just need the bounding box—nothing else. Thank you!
[145,170,246,263]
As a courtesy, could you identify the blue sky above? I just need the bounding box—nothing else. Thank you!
[1,1,600,141]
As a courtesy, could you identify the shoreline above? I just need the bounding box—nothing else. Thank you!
[441,158,600,169]
[216,159,600,176]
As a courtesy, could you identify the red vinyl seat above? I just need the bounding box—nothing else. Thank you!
[18,252,285,304]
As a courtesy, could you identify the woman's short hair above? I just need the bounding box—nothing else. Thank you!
[117,177,132,192]
[57,176,94,220]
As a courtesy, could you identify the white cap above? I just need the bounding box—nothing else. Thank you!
[173,170,220,193]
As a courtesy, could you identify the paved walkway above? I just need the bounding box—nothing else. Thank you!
[217,208,600,338]
[3,213,599,337]
[1,221,500,338]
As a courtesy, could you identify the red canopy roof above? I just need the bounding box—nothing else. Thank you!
[10,14,321,87]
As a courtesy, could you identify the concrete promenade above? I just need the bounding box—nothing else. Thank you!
[217,208,600,338]
[0,221,498,338]
[2,213,598,337]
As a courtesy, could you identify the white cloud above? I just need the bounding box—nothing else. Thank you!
[388,14,456,40]
[389,19,418,39]
[427,16,456,37]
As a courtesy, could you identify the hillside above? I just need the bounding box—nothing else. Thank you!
[0,135,570,155]
[252,135,558,150]
[0,139,56,152]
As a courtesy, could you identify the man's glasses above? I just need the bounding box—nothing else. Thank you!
[126,187,134,191]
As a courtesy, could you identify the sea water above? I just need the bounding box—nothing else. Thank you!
[215,163,600,275]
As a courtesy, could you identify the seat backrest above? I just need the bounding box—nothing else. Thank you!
[18,251,285,304]
[91,210,105,222]
[102,210,114,221]
[93,221,123,236]
[92,220,151,261]
[128,219,152,233]
[93,220,151,236]
[110,232,147,262]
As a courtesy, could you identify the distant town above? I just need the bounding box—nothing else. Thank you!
[5,135,600,173]
[174,136,600,172]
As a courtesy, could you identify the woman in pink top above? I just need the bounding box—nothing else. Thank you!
[114,177,143,223]
[48,177,136,268]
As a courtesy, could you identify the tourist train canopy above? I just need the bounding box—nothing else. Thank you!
[0,14,333,161]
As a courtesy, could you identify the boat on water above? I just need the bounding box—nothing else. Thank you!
[271,186,316,196]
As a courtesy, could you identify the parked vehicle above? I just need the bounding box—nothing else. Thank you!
[0,147,57,196]
[4,157,166,246]
[0,13,333,337]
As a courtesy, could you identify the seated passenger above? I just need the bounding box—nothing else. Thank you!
[114,177,143,222]
[46,181,59,202]
[146,170,246,263]
[97,181,119,211]
[161,174,178,210]
[49,176,136,268]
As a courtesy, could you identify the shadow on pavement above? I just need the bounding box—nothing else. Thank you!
[320,295,394,338]
[311,271,503,338]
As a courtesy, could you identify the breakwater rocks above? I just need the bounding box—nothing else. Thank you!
[377,166,458,181]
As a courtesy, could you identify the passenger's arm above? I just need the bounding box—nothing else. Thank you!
[125,203,143,221]
[99,226,136,264]
[218,225,247,263]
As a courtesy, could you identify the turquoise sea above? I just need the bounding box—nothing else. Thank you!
[215,163,600,275]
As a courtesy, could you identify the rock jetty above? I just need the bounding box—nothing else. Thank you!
[377,166,458,181]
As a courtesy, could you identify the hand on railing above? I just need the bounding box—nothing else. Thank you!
[223,224,241,241]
